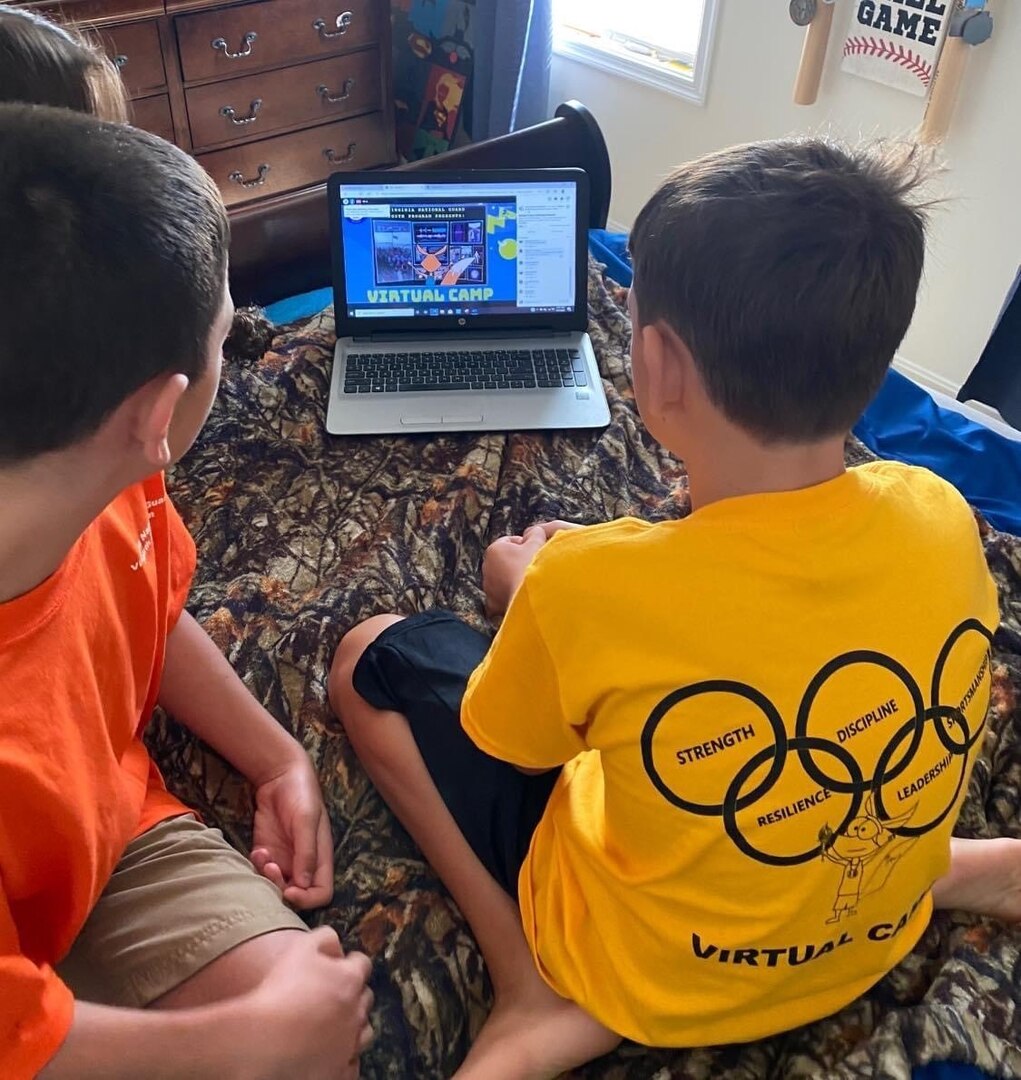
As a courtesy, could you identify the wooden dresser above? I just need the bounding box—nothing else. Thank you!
[19,0,395,210]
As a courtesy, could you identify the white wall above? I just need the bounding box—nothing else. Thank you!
[550,1,1021,392]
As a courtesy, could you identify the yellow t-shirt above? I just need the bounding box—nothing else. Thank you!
[461,462,999,1047]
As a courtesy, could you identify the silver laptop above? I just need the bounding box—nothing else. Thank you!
[325,169,610,435]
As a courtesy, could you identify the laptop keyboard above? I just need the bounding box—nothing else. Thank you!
[342,348,588,394]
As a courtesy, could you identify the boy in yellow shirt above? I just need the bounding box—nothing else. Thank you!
[329,139,1016,1078]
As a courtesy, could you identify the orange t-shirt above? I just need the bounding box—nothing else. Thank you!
[0,474,195,1078]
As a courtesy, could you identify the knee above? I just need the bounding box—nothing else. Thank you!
[327,614,405,719]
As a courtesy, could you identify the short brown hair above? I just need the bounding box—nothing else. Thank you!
[0,4,128,121]
[630,139,933,443]
[0,104,229,463]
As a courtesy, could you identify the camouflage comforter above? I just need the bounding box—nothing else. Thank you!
[151,261,1021,1079]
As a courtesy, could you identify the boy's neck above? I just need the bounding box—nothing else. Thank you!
[684,423,848,513]
[0,450,136,604]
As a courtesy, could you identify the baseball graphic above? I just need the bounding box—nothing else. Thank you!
[841,1,951,97]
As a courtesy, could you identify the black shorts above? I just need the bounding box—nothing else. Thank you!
[352,610,559,895]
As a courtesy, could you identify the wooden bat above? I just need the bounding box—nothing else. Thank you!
[919,32,969,142]
[793,0,837,105]
[919,2,993,143]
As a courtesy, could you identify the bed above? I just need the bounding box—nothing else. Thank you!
[150,104,1021,1079]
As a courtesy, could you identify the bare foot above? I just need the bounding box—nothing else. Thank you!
[932,837,1021,922]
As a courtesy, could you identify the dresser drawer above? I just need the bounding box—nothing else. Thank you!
[30,2,163,30]
[186,48,381,150]
[99,20,166,96]
[131,94,175,142]
[199,111,390,207]
[176,0,379,83]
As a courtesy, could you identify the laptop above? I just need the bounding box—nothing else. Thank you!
[325,168,611,435]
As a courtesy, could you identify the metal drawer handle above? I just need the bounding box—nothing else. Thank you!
[113,54,129,69]
[220,98,263,125]
[316,78,354,103]
[323,142,356,165]
[211,32,257,58]
[228,164,270,188]
[313,11,352,40]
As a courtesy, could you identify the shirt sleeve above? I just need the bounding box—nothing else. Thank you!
[165,487,197,631]
[0,883,74,1079]
[461,575,587,769]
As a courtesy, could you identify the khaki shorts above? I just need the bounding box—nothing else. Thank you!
[58,814,308,1007]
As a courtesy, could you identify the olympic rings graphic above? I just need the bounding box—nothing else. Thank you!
[723,736,863,867]
[640,619,995,868]
[794,651,926,794]
[640,680,787,817]
[871,706,969,834]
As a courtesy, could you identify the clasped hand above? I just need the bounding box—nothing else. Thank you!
[482,519,583,619]
[250,753,335,909]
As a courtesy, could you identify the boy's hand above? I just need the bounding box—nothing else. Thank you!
[251,754,334,909]
[537,519,585,540]
[482,525,547,619]
[244,926,373,1080]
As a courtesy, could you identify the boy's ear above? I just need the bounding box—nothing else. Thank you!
[132,374,190,469]
[640,321,687,412]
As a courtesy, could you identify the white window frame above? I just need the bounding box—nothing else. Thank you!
[553,0,720,106]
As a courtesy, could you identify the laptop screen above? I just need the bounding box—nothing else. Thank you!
[333,176,580,325]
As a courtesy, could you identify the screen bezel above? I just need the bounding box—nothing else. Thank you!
[328,168,589,338]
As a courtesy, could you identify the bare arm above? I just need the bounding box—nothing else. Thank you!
[480,528,556,773]
[158,611,333,908]
[158,610,302,786]
[481,520,586,621]
[41,928,372,1080]
[40,1000,241,1080]
[480,522,584,773]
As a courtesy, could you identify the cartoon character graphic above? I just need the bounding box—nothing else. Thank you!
[818,796,917,924]
[423,71,462,140]
[414,68,466,157]
[393,0,476,160]
[415,243,447,283]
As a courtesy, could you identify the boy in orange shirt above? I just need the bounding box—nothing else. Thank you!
[330,140,1020,1078]
[0,105,371,1078]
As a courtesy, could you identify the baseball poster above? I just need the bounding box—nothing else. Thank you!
[842,0,951,96]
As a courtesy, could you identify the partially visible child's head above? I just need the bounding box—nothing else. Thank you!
[0,5,274,370]
[0,104,230,468]
[0,4,128,120]
[629,138,933,448]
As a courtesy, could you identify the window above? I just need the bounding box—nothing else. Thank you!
[553,0,719,104]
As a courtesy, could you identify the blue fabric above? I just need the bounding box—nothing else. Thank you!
[589,228,633,292]
[913,1067,992,1080]
[263,287,332,325]
[854,369,1021,535]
